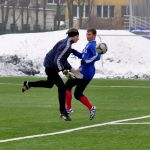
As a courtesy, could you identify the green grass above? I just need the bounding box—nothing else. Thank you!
[0,77,150,150]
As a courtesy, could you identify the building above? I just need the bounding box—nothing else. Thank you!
[65,0,129,29]
[0,0,60,33]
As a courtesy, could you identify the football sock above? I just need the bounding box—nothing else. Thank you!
[66,90,72,110]
[80,96,92,110]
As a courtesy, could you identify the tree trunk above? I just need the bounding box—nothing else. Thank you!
[88,0,94,28]
[54,0,61,30]
[12,4,16,24]
[4,1,10,31]
[66,0,73,28]
[35,0,39,26]
[26,7,29,25]
[78,0,85,28]
[1,1,5,24]
[21,6,24,29]
[43,0,47,31]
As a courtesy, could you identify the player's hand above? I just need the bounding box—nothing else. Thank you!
[67,72,76,79]
[63,70,75,79]
[70,68,83,79]
[63,70,68,75]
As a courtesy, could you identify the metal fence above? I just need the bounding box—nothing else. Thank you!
[129,0,150,31]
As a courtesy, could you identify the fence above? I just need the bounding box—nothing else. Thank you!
[129,0,150,32]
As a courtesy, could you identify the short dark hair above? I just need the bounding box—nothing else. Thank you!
[87,28,97,35]
[66,28,79,37]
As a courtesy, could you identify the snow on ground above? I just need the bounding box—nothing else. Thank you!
[0,30,150,79]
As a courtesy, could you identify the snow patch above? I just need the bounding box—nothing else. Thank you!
[0,30,150,79]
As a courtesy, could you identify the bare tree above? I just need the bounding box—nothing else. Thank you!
[0,0,5,24]
[77,0,85,28]
[19,0,24,29]
[66,0,73,28]
[54,0,63,30]
[35,0,39,27]
[11,0,18,25]
[87,0,94,27]
[19,0,30,31]
[4,0,11,31]
[26,0,30,25]
[43,0,47,31]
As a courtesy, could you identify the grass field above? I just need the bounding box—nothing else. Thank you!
[0,77,150,150]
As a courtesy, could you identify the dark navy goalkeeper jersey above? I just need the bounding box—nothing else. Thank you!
[44,37,73,71]
[72,40,100,80]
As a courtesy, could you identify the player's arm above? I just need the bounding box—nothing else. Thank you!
[71,49,82,59]
[54,39,71,71]
[82,45,100,65]
[63,61,72,70]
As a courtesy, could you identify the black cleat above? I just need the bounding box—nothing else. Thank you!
[22,81,30,92]
[60,112,72,121]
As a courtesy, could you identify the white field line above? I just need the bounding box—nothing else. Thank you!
[0,82,21,86]
[0,82,150,89]
[112,122,150,125]
[89,85,150,89]
[0,115,150,143]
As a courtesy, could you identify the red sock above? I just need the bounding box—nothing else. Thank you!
[66,90,72,110]
[80,96,92,110]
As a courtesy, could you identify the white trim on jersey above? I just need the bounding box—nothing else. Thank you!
[57,38,71,71]
[85,52,98,64]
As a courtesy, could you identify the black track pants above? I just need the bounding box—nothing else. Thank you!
[28,67,66,113]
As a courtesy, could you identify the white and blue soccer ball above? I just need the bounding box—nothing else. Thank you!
[96,43,108,54]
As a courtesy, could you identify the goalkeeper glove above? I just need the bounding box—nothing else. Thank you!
[70,68,83,79]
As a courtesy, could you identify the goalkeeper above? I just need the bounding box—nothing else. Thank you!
[65,28,107,120]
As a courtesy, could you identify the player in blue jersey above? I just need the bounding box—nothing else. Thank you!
[65,28,100,120]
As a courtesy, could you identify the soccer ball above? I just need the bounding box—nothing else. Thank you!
[96,43,108,54]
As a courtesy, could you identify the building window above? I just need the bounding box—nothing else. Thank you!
[48,0,53,3]
[97,5,115,18]
[72,5,89,18]
[85,5,89,17]
[121,6,129,17]
[54,0,58,3]
[48,0,57,4]
[79,5,84,17]
[73,5,78,17]
[97,5,102,17]
[110,6,115,17]
[103,5,108,17]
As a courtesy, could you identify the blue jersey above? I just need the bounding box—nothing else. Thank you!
[72,40,100,80]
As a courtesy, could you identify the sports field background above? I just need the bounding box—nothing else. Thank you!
[0,77,150,150]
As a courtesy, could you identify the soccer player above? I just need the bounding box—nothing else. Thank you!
[65,28,100,120]
[22,28,83,121]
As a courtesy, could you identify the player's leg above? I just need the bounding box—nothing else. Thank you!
[74,79,96,120]
[74,79,92,110]
[65,79,78,113]
[53,74,71,121]
[22,68,55,92]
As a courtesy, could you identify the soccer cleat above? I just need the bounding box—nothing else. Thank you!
[60,111,72,121]
[66,108,74,114]
[22,81,30,92]
[89,106,96,120]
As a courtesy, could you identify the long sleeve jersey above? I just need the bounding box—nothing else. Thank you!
[44,37,73,71]
[72,40,100,80]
